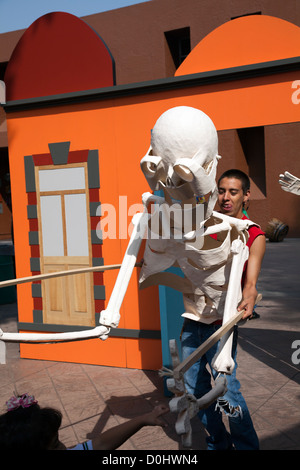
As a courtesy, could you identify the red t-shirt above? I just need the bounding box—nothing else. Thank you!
[209,214,265,286]
[242,215,265,249]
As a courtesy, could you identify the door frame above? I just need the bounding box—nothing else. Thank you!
[24,142,105,331]
[35,162,95,326]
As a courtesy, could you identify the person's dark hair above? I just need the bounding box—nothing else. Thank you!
[217,169,250,194]
[0,402,62,450]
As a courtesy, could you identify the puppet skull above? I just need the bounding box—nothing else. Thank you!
[140,106,220,201]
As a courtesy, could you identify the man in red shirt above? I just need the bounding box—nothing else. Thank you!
[217,169,266,319]
[181,169,265,450]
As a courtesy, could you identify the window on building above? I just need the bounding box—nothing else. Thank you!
[0,62,8,80]
[165,27,191,69]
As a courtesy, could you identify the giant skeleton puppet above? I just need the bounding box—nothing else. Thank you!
[0,106,259,446]
[139,106,261,446]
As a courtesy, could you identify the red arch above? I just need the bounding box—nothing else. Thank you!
[176,15,300,76]
[5,12,115,101]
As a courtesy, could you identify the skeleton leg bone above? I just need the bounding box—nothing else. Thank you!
[161,293,262,447]
[160,338,228,447]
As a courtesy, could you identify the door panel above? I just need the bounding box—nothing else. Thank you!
[43,262,68,324]
[42,257,94,326]
[40,195,64,256]
[64,193,89,256]
[36,163,95,327]
[67,262,94,326]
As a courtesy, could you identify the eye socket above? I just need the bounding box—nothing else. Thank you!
[173,164,193,182]
[203,159,214,174]
[141,160,157,176]
[141,154,162,178]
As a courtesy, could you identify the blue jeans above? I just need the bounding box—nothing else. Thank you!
[181,320,259,450]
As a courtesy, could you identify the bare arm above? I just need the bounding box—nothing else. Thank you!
[238,235,266,319]
[91,404,169,450]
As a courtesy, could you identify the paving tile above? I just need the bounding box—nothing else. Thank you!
[71,409,121,447]
[129,424,180,450]
[59,425,79,449]
[257,428,299,450]
[275,374,300,404]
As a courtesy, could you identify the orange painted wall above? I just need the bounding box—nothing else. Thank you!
[175,15,300,76]
[7,100,162,369]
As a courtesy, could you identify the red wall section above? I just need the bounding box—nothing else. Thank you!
[4,12,115,101]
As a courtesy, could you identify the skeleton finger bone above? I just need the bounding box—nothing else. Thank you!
[278,171,300,195]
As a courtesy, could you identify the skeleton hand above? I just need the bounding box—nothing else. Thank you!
[279,171,300,195]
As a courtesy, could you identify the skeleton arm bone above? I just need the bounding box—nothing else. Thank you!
[211,238,249,374]
[170,308,246,382]
[0,324,111,365]
[238,234,265,319]
[99,210,149,330]
[184,211,251,241]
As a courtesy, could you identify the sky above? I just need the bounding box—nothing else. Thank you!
[0,0,151,34]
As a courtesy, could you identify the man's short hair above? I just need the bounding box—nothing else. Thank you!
[217,169,250,194]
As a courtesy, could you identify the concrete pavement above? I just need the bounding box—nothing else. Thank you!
[0,239,299,450]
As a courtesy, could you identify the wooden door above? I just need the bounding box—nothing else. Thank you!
[36,163,94,326]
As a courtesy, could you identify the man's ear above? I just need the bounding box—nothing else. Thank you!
[243,189,250,204]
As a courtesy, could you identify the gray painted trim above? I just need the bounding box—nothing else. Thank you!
[92,257,104,266]
[17,322,161,339]
[87,150,100,188]
[24,156,35,192]
[30,257,40,272]
[28,231,39,245]
[31,283,42,298]
[32,310,43,323]
[27,205,37,219]
[3,57,300,112]
[94,285,106,299]
[91,230,103,244]
[48,141,70,165]
[90,201,101,216]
